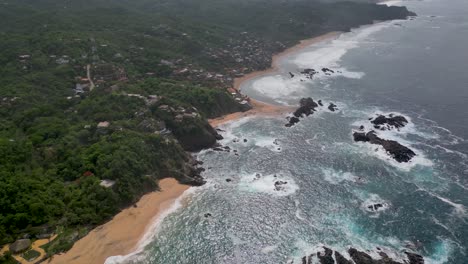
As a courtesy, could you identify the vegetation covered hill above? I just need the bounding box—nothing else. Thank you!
[0,0,414,260]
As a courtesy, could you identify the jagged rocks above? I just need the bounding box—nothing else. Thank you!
[286,116,301,127]
[335,251,353,264]
[353,131,416,162]
[318,247,334,264]
[296,247,424,264]
[405,252,425,264]
[328,103,338,112]
[274,180,288,191]
[286,98,319,127]
[349,248,403,264]
[371,114,408,131]
[322,67,335,74]
[366,203,386,212]
[294,98,319,117]
[300,68,318,79]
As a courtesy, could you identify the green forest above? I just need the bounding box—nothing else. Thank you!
[0,0,414,260]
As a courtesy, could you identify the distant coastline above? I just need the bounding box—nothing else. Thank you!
[209,31,341,127]
[48,31,342,264]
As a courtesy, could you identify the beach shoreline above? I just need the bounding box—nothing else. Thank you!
[48,178,190,264]
[209,31,340,127]
[48,31,341,264]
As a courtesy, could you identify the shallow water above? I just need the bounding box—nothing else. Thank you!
[107,0,468,263]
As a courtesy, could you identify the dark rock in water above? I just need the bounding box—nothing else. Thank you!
[371,114,408,130]
[195,167,206,174]
[322,67,335,74]
[9,239,31,254]
[274,180,288,191]
[215,128,225,132]
[328,103,338,112]
[367,203,384,212]
[405,252,425,264]
[348,248,377,264]
[294,98,319,117]
[298,247,424,264]
[243,139,248,143]
[353,131,416,162]
[318,100,323,106]
[335,251,353,264]
[359,125,365,130]
[215,134,224,140]
[300,68,317,79]
[286,98,319,127]
[213,147,224,151]
[289,72,295,78]
[204,213,212,218]
[226,178,232,182]
[349,248,403,264]
[181,174,206,186]
[318,247,334,264]
[286,116,300,127]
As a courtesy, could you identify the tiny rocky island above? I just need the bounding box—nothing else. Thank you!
[286,97,339,127]
[353,114,416,163]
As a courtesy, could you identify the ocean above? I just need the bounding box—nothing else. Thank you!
[106,0,468,263]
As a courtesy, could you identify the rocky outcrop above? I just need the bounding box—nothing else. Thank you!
[328,103,338,112]
[300,68,318,79]
[335,251,353,264]
[353,131,416,162]
[286,98,319,127]
[295,247,424,264]
[175,156,207,186]
[371,114,408,131]
[9,239,31,253]
[318,247,335,264]
[274,180,288,191]
[172,118,223,152]
[405,252,425,264]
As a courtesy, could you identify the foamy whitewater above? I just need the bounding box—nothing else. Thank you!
[108,0,468,263]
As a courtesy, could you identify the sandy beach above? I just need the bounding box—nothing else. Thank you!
[209,31,340,127]
[48,31,341,264]
[48,178,189,264]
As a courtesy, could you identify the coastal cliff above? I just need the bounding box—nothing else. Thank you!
[0,0,415,262]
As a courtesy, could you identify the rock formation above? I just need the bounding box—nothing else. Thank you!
[353,131,416,162]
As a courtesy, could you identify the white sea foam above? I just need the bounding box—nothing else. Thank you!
[291,23,393,80]
[356,192,391,217]
[378,0,403,6]
[321,168,362,184]
[250,22,396,103]
[104,188,194,264]
[423,189,467,217]
[238,172,299,197]
[251,74,306,103]
[351,110,439,141]
[356,142,434,172]
[260,245,278,254]
[253,136,282,152]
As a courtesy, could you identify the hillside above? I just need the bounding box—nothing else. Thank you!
[0,0,415,261]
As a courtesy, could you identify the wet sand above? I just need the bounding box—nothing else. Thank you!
[210,31,340,127]
[48,178,189,264]
[48,31,341,264]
